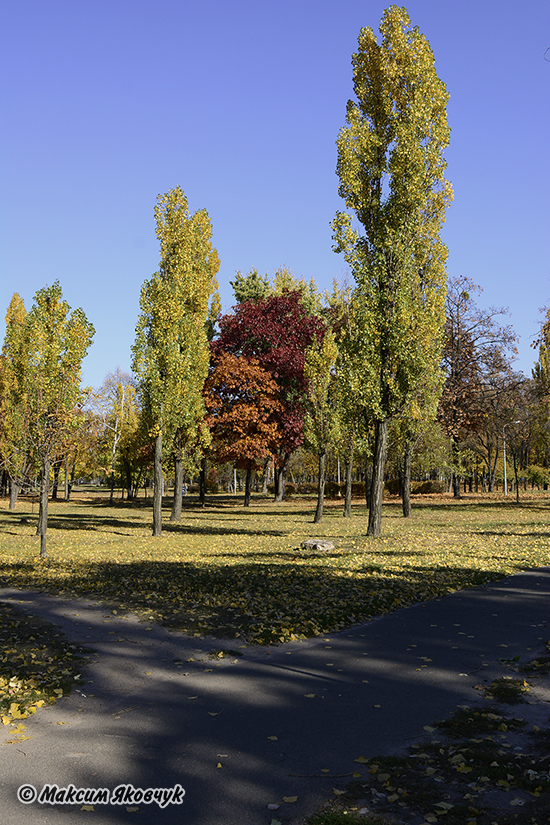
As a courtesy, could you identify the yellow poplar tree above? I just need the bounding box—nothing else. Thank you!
[25,282,94,557]
[132,186,220,535]
[0,294,29,508]
[303,329,340,523]
[332,5,452,536]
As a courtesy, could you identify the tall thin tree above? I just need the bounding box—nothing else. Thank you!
[332,6,452,535]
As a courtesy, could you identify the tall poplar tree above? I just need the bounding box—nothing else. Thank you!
[332,5,452,536]
[24,282,93,557]
[132,186,220,535]
[0,294,29,508]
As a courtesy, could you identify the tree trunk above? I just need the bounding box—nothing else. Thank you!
[170,429,183,521]
[402,441,412,518]
[364,461,372,510]
[9,477,20,510]
[343,453,353,518]
[51,458,62,500]
[244,463,252,507]
[199,456,206,507]
[261,456,270,494]
[274,452,289,502]
[37,455,50,559]
[513,453,520,503]
[64,455,69,500]
[451,438,461,498]
[152,431,163,536]
[313,452,326,523]
[367,419,388,537]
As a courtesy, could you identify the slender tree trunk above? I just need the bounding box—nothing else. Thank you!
[343,453,353,518]
[313,452,326,524]
[64,456,69,500]
[452,438,461,498]
[367,419,388,537]
[9,477,20,510]
[261,456,270,494]
[274,452,289,502]
[199,456,206,507]
[170,429,183,521]
[244,462,252,507]
[152,431,163,536]
[364,461,372,510]
[51,458,62,500]
[402,441,412,518]
[109,470,115,504]
[513,453,520,503]
[37,456,50,559]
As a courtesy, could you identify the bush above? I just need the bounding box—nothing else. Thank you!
[385,478,401,495]
[297,483,317,495]
[325,481,343,499]
[412,480,446,495]
[527,465,549,490]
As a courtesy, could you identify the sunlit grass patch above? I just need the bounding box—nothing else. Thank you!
[1,491,550,644]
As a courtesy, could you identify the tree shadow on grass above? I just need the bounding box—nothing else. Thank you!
[0,558,509,645]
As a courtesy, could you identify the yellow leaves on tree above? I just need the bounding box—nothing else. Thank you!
[132,186,220,533]
[331,5,452,536]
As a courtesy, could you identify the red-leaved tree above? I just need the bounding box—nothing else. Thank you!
[204,352,282,506]
[211,291,325,500]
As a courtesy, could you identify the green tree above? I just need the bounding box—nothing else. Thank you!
[132,186,220,535]
[331,5,452,536]
[230,268,270,303]
[0,294,30,509]
[24,282,94,557]
[303,329,340,523]
[97,369,139,503]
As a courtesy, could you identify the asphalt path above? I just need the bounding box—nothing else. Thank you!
[1,566,549,824]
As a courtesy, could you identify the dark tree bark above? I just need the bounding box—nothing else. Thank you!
[367,419,388,537]
[274,452,290,502]
[313,452,326,524]
[364,462,372,511]
[51,457,63,501]
[199,456,206,507]
[244,463,252,507]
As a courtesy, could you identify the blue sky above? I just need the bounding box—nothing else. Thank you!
[1,0,549,387]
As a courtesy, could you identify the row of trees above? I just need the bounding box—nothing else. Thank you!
[1,8,546,549]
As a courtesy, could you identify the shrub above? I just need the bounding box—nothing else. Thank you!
[412,480,446,495]
[325,482,343,499]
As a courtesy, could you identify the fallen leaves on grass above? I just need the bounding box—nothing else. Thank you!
[0,602,89,725]
[2,494,550,645]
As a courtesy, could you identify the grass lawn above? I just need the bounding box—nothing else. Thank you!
[1,490,549,645]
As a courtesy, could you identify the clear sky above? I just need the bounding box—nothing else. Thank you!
[1,0,548,388]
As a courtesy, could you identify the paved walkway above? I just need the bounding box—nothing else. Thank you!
[1,566,549,824]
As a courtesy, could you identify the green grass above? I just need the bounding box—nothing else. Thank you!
[2,491,550,644]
